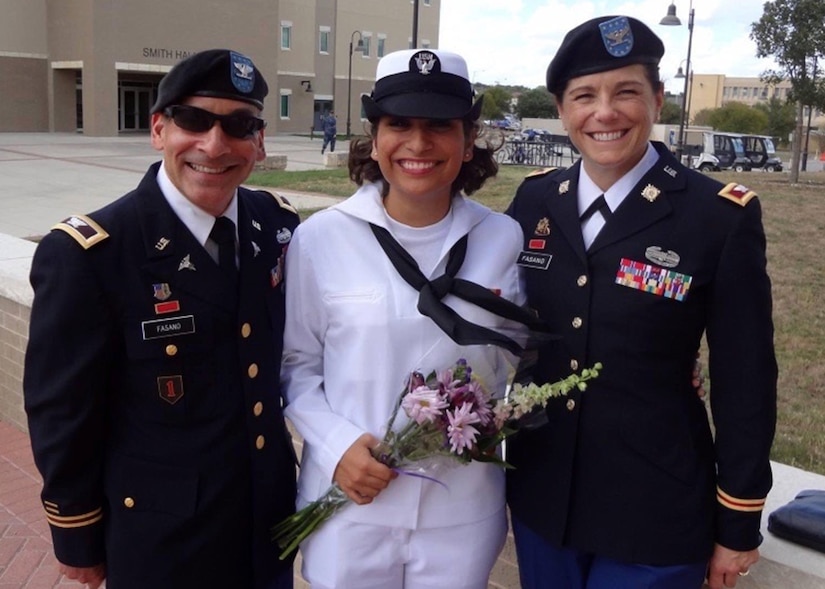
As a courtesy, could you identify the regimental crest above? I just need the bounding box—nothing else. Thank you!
[599,16,634,57]
[413,51,437,75]
[641,184,661,202]
[230,51,255,93]
[559,180,570,194]
[534,217,551,236]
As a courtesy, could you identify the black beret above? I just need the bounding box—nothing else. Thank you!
[546,15,664,96]
[151,49,268,113]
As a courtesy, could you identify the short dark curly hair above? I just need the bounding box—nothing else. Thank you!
[348,118,502,197]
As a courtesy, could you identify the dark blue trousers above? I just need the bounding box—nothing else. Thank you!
[511,517,708,589]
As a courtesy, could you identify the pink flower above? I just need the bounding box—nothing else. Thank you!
[402,386,448,424]
[446,402,481,454]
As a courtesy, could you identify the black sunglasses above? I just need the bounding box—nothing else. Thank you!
[163,105,266,139]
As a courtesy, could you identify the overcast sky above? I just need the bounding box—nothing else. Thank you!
[438,0,778,93]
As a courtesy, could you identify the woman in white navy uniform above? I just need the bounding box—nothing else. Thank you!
[281,49,527,588]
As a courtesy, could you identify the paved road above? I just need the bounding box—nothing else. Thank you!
[0,132,345,240]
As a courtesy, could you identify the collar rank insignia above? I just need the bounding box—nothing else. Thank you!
[178,254,196,272]
[664,165,678,178]
[155,237,170,251]
[718,183,757,207]
[535,217,551,236]
[559,180,570,194]
[641,184,661,202]
[252,241,261,258]
[252,220,262,231]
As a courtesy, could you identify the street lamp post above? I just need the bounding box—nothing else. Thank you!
[661,1,694,164]
[675,64,693,133]
[346,30,365,139]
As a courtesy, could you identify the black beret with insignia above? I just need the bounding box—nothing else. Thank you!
[546,15,664,96]
[151,49,268,114]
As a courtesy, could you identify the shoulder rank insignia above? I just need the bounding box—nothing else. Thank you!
[525,167,560,179]
[51,214,109,249]
[718,183,757,207]
[272,192,298,215]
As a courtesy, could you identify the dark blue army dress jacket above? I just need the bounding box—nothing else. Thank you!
[24,162,299,588]
[505,142,777,566]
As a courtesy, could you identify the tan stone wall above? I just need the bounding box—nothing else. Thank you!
[0,296,29,432]
[0,57,48,131]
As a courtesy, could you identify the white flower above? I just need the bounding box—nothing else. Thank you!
[401,386,448,424]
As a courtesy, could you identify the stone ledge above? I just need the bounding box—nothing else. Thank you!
[323,152,347,168]
[255,154,287,171]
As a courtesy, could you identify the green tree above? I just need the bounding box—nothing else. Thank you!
[753,97,797,142]
[514,87,558,119]
[751,0,825,181]
[659,101,683,125]
[707,102,769,133]
[479,86,511,121]
[692,108,714,127]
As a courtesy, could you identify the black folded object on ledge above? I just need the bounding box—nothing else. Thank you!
[767,489,825,553]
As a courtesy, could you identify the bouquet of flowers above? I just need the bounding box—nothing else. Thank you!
[272,358,601,560]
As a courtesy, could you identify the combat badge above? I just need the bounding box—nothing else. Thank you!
[718,183,757,207]
[645,246,680,268]
[52,215,109,249]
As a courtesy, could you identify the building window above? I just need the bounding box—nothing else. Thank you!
[421,39,431,49]
[362,34,372,57]
[320,27,330,54]
[424,0,431,5]
[280,93,291,119]
[377,36,386,58]
[281,22,292,50]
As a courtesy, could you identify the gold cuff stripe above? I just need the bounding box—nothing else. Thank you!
[43,500,59,508]
[44,505,60,515]
[717,487,766,512]
[47,512,104,529]
[44,507,103,523]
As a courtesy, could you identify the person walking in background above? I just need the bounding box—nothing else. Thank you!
[505,15,777,589]
[23,49,299,589]
[321,110,337,154]
[281,48,529,588]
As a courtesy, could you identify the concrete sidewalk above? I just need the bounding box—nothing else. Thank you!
[0,132,344,240]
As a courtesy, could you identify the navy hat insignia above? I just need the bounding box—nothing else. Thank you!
[230,51,255,93]
[414,51,437,75]
[599,16,634,57]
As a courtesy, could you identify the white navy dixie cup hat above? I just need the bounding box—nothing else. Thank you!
[362,49,483,121]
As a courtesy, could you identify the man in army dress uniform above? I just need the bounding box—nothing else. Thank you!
[505,16,777,589]
[24,49,298,589]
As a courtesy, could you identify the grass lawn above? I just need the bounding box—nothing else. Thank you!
[248,165,825,476]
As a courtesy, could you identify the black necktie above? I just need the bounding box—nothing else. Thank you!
[370,223,552,355]
[580,194,612,223]
[210,216,238,285]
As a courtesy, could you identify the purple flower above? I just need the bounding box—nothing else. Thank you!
[402,386,449,424]
[446,402,481,454]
